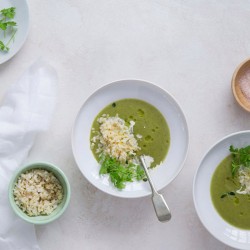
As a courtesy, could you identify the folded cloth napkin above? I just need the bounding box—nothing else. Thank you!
[0,59,57,250]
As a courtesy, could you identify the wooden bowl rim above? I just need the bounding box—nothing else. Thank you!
[231,58,250,112]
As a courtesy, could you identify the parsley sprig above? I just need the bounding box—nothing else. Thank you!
[229,145,250,176]
[99,155,146,189]
[0,7,17,52]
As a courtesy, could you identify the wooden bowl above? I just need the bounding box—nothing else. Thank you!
[232,58,250,112]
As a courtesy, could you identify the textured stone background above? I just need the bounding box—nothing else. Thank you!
[1,1,250,249]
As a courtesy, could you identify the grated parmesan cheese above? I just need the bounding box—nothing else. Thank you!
[236,167,250,195]
[92,115,140,162]
[13,169,63,216]
[143,155,154,167]
[136,134,142,139]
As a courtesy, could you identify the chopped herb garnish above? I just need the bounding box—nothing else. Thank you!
[99,155,146,189]
[229,145,250,176]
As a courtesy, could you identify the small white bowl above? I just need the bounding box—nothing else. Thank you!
[72,79,189,198]
[193,131,250,249]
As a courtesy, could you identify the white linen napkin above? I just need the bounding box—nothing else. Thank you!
[0,59,58,250]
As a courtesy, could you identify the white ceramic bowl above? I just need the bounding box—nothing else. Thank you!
[72,79,189,198]
[193,131,250,250]
[0,0,29,64]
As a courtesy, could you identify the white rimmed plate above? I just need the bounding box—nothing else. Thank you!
[72,79,189,198]
[0,0,29,64]
[193,131,250,249]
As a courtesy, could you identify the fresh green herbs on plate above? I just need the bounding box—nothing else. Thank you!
[0,7,17,52]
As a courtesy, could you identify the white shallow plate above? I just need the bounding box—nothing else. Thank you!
[0,0,29,64]
[72,79,189,198]
[193,131,250,250]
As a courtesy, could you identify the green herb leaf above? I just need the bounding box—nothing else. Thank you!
[1,7,16,19]
[136,165,145,181]
[0,21,7,30]
[5,21,16,27]
[0,7,17,53]
[229,145,250,176]
[99,155,146,189]
[0,40,9,51]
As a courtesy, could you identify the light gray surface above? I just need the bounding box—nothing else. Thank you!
[1,0,250,249]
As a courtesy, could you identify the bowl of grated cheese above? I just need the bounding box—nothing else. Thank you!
[8,162,71,224]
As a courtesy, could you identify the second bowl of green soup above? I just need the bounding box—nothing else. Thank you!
[72,79,189,198]
[193,130,250,250]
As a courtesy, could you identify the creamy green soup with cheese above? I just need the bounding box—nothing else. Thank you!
[90,98,170,167]
[211,155,250,229]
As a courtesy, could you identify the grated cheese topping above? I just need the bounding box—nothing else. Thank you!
[13,169,63,216]
[143,155,154,167]
[236,167,250,195]
[92,115,140,162]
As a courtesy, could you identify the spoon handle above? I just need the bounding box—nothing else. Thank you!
[152,193,171,222]
[140,156,171,222]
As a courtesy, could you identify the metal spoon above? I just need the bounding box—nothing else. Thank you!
[139,155,171,222]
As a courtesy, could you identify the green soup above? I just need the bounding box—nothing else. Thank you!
[90,98,170,167]
[211,155,250,229]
